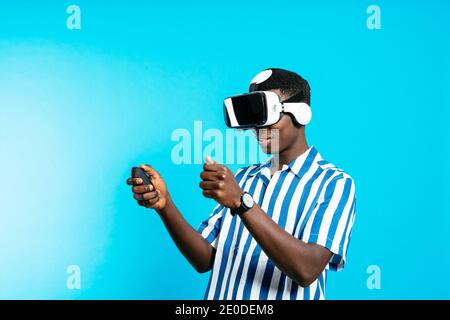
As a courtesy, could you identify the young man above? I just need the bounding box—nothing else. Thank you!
[127,68,356,300]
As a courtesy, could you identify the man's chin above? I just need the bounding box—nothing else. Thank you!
[258,142,279,154]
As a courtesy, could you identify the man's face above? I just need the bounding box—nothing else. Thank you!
[252,89,302,154]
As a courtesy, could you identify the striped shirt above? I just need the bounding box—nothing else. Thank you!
[197,146,356,300]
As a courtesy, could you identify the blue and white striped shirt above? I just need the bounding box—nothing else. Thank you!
[197,146,356,300]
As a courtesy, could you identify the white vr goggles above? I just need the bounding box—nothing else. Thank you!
[223,90,312,129]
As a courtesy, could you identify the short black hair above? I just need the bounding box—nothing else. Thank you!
[249,68,311,105]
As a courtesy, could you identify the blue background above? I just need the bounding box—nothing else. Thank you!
[0,0,449,299]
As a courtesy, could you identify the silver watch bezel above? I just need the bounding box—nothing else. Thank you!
[242,192,254,209]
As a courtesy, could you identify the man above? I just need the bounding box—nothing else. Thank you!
[127,68,356,300]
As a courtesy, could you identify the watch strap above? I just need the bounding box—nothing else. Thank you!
[230,192,252,216]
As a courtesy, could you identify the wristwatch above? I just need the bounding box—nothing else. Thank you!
[231,192,254,216]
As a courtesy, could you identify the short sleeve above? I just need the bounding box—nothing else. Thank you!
[197,203,226,249]
[301,175,356,271]
[196,167,248,249]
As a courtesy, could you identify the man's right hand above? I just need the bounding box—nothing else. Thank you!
[127,163,215,273]
[127,164,168,210]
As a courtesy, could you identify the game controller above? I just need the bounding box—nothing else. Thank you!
[131,167,152,186]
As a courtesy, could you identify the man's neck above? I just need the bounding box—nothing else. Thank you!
[271,141,309,174]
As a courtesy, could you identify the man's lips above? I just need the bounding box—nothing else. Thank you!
[255,129,276,144]
[257,134,275,141]
[258,137,272,147]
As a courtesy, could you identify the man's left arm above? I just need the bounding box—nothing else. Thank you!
[200,162,334,288]
[239,203,332,287]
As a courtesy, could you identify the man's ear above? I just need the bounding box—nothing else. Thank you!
[283,112,303,129]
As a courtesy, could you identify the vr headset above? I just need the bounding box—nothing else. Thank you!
[223,70,312,129]
[223,91,312,129]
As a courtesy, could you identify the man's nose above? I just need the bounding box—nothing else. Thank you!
[254,127,271,137]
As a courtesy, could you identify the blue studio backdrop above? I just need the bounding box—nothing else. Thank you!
[0,0,449,299]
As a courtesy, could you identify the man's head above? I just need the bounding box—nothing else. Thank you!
[248,68,311,154]
[249,68,310,105]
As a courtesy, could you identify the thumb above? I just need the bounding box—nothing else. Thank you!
[140,164,158,178]
[205,155,216,164]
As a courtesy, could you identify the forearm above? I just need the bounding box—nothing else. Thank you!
[240,204,330,287]
[156,194,215,273]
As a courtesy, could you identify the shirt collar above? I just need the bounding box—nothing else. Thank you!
[248,146,319,179]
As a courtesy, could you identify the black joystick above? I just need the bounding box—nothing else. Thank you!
[131,167,152,186]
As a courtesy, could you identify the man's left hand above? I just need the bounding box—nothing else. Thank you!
[199,157,243,209]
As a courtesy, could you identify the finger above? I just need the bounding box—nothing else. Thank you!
[216,171,227,180]
[134,191,158,201]
[202,190,216,199]
[137,196,160,208]
[203,162,223,172]
[132,184,154,194]
[127,177,143,185]
[145,196,160,207]
[141,191,159,201]
[137,200,149,207]
[199,181,221,190]
[200,171,227,181]
[200,171,218,181]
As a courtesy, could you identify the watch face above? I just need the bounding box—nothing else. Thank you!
[242,193,254,208]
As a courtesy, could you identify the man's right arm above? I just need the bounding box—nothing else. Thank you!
[127,164,215,273]
[156,194,215,273]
